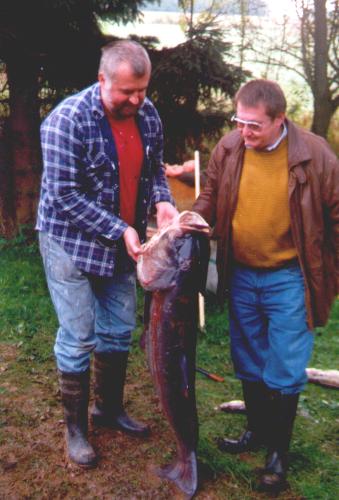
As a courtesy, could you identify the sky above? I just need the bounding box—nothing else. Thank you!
[266,0,297,18]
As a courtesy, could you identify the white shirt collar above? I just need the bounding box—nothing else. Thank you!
[265,121,288,151]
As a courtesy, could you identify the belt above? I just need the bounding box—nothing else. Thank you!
[234,257,299,272]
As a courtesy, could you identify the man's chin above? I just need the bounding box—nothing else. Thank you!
[244,139,265,150]
[120,107,139,117]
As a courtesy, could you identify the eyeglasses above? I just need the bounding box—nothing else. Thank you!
[231,114,263,132]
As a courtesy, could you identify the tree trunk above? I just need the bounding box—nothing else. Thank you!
[0,119,16,238]
[3,53,42,237]
[311,97,334,139]
[311,0,332,137]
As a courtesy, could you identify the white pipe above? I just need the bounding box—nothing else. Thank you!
[194,150,205,330]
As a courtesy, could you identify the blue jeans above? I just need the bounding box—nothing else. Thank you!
[229,262,314,395]
[39,232,136,373]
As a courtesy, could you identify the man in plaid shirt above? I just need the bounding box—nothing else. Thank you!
[36,40,178,468]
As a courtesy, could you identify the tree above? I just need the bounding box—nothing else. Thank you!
[249,0,338,138]
[0,0,155,237]
[231,0,267,70]
[146,1,248,162]
[298,0,338,136]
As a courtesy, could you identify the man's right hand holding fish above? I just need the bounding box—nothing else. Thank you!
[124,202,178,262]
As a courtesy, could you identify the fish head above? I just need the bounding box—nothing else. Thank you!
[137,229,180,290]
[137,211,210,291]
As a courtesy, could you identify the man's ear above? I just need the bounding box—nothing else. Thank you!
[98,72,105,85]
[276,112,286,126]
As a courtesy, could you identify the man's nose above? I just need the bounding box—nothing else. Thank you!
[129,93,142,105]
[241,124,253,135]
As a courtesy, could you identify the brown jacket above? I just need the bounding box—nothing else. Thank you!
[193,120,339,328]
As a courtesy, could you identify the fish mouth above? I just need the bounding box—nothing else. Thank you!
[178,223,210,234]
[175,211,211,234]
[139,211,211,253]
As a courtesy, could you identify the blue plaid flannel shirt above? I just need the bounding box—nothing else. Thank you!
[36,83,174,276]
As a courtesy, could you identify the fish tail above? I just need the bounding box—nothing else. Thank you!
[156,450,198,498]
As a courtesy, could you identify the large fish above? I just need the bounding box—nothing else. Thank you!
[137,211,210,498]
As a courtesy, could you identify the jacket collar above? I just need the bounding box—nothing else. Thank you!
[90,83,105,120]
[286,119,312,168]
[219,129,244,153]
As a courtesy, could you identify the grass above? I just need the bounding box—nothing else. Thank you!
[0,235,57,365]
[0,235,338,499]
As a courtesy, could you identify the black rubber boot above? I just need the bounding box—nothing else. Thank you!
[58,370,97,468]
[91,351,150,437]
[217,380,268,453]
[259,391,299,493]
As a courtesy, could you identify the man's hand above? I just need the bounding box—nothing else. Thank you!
[156,202,179,229]
[123,226,141,262]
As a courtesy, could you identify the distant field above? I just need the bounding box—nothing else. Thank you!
[100,11,186,48]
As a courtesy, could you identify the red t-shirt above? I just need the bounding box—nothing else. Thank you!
[108,116,143,226]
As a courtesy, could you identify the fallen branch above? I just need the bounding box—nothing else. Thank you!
[216,368,339,414]
[216,400,246,413]
[306,368,339,388]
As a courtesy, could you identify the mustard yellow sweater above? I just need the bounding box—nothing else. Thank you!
[232,139,297,268]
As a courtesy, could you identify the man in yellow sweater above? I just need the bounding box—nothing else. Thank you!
[193,79,339,492]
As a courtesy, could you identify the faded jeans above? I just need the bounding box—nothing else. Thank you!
[229,262,314,395]
[39,232,136,373]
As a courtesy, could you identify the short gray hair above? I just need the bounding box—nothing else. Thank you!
[99,40,151,81]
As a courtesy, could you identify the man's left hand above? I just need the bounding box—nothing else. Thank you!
[156,202,178,229]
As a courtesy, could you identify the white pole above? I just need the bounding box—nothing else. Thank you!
[194,150,200,199]
[194,150,205,330]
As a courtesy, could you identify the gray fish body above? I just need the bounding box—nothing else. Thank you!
[138,212,210,498]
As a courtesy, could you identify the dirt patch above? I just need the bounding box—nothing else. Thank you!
[0,343,17,372]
